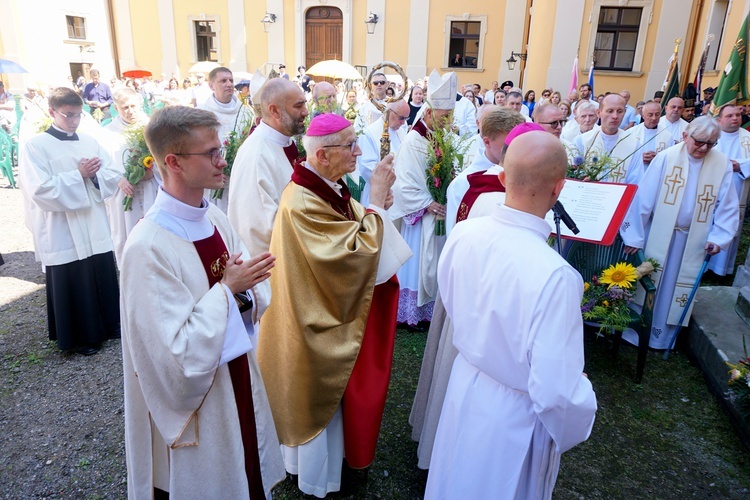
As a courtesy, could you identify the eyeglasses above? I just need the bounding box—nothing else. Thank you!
[690,135,718,149]
[57,111,84,120]
[174,147,226,166]
[393,112,409,121]
[539,120,564,128]
[372,80,387,86]
[322,141,358,153]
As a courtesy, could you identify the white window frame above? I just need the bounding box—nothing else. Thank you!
[188,15,222,64]
[442,14,488,71]
[704,0,731,72]
[585,0,654,73]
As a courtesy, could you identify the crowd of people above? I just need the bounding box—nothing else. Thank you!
[9,59,750,499]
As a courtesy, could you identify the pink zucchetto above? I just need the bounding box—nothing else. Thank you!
[306,113,352,137]
[504,122,545,146]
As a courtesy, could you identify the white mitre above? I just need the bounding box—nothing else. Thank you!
[426,69,457,110]
[250,70,267,101]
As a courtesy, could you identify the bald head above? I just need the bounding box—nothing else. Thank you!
[533,104,564,138]
[665,97,684,123]
[386,99,410,130]
[598,94,627,134]
[312,81,336,104]
[502,131,567,215]
[259,78,304,115]
[641,101,662,129]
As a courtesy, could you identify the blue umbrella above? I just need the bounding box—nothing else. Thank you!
[0,59,28,74]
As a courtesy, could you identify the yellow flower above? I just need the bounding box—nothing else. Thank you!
[583,282,590,292]
[602,300,610,307]
[142,156,154,169]
[599,262,638,290]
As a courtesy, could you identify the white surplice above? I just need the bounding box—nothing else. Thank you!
[453,95,477,137]
[121,189,285,499]
[707,127,750,275]
[355,117,406,207]
[228,121,294,256]
[410,163,504,469]
[445,150,494,235]
[20,129,121,266]
[573,127,640,183]
[426,204,597,499]
[354,100,383,134]
[103,116,161,267]
[659,116,688,146]
[626,121,670,185]
[620,147,738,349]
[199,95,255,213]
[390,125,444,324]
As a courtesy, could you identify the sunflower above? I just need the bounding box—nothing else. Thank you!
[142,156,154,169]
[599,262,638,290]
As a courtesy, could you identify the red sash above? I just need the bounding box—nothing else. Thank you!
[456,170,505,223]
[193,229,265,498]
[283,142,301,168]
[291,163,398,469]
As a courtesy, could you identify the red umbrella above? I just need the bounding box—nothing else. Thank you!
[122,66,152,78]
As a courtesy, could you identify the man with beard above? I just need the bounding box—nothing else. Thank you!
[199,67,254,213]
[228,78,308,256]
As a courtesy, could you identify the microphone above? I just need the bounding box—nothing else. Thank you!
[553,201,580,234]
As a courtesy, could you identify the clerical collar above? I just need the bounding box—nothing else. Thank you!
[304,162,342,196]
[46,124,79,141]
[210,94,237,110]
[152,187,209,221]
[256,120,293,147]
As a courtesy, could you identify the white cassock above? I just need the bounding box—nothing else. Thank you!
[445,149,494,235]
[103,116,161,267]
[228,121,294,256]
[191,83,212,108]
[353,117,406,206]
[199,95,255,213]
[659,116,688,146]
[354,100,383,135]
[121,189,285,499]
[620,144,738,349]
[462,132,484,169]
[390,123,444,325]
[452,95,477,137]
[426,204,597,498]
[20,127,120,266]
[707,127,750,275]
[410,163,505,469]
[573,128,640,183]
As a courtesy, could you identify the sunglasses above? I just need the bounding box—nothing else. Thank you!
[539,120,564,128]
[690,136,717,149]
[372,80,387,86]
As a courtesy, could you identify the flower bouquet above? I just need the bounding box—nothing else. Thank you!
[727,339,750,420]
[566,130,662,181]
[581,260,659,334]
[211,121,252,200]
[121,125,153,211]
[424,122,471,236]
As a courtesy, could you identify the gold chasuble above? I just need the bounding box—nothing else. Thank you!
[259,163,398,468]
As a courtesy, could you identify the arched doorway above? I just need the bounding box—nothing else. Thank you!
[305,6,343,82]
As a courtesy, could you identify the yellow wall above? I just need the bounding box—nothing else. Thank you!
[383,0,410,67]
[172,0,230,76]
[701,1,745,91]
[351,0,367,66]
[246,2,269,71]
[128,0,162,77]
[423,1,508,89]
[524,0,558,92]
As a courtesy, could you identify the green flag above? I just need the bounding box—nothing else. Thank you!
[710,13,749,115]
[661,60,680,115]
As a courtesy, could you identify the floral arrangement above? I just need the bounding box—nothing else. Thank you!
[121,125,153,211]
[566,130,661,181]
[424,120,471,236]
[581,260,659,334]
[212,121,253,200]
[726,338,750,420]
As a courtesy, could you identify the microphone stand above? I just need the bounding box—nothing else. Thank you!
[553,206,564,255]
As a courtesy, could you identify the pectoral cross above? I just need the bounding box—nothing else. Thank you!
[675,293,689,307]
[663,166,685,205]
[742,136,750,157]
[696,185,717,223]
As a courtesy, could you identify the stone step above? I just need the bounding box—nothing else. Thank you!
[686,286,750,450]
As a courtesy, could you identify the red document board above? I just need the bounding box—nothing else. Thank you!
[544,180,638,246]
